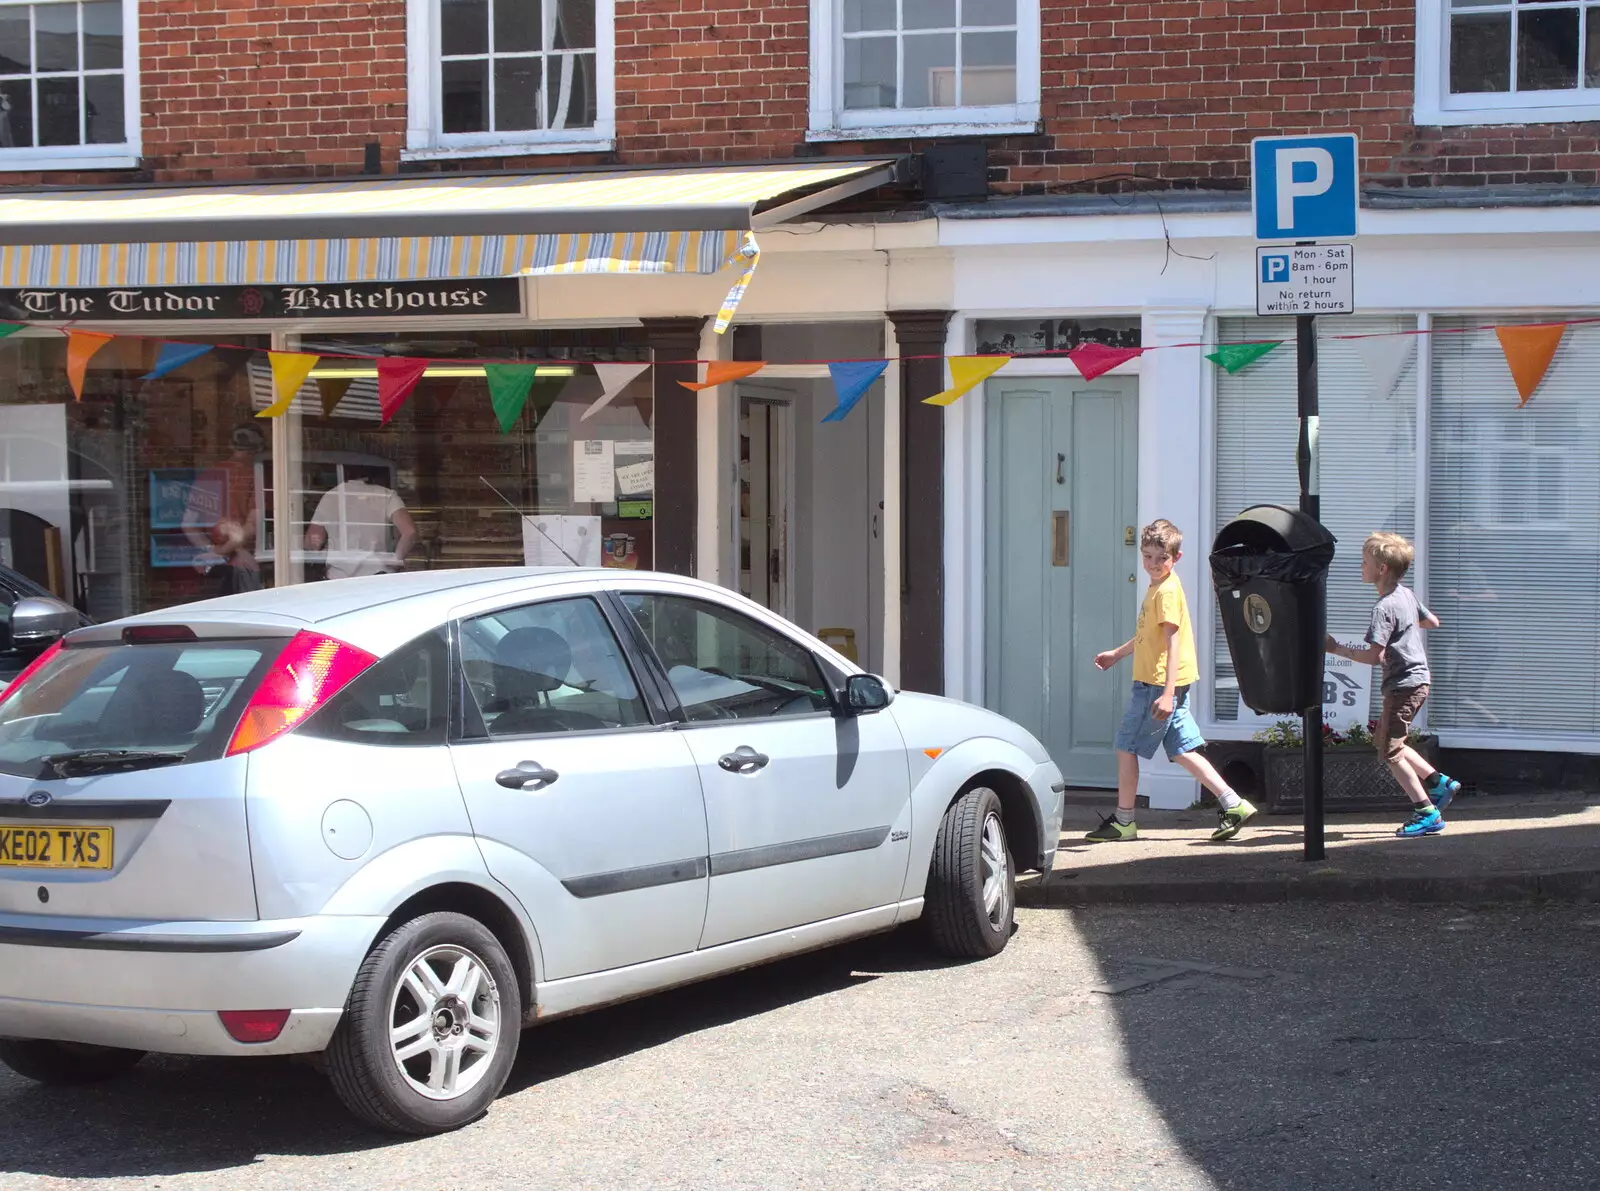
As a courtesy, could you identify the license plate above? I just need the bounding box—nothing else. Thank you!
[0,824,113,870]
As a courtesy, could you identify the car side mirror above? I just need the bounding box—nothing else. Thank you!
[842,674,894,716]
[10,596,78,652]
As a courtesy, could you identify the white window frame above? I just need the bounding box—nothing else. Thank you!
[0,0,139,171]
[807,0,1040,141]
[1416,0,1600,126]
[404,0,615,161]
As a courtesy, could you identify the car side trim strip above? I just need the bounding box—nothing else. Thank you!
[561,857,710,900]
[710,826,891,876]
[0,799,171,821]
[0,925,301,952]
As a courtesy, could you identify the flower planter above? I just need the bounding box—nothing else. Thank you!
[1264,735,1441,814]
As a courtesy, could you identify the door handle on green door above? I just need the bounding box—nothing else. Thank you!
[1056,453,1066,485]
[496,762,560,790]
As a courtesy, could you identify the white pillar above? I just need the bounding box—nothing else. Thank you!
[881,316,902,686]
[1137,307,1210,810]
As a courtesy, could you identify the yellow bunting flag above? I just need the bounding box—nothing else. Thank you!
[922,356,1009,407]
[1495,323,1566,407]
[65,331,114,400]
[258,352,320,418]
[679,360,765,392]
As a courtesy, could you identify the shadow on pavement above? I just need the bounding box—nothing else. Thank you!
[0,928,940,1180]
[1066,901,1600,1189]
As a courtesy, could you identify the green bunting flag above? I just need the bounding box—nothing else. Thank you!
[1205,340,1282,375]
[484,364,540,434]
[0,323,23,338]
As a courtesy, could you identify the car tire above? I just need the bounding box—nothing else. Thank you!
[326,911,522,1135]
[923,785,1015,960]
[0,1039,145,1085]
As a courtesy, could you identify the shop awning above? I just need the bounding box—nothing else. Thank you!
[0,158,899,329]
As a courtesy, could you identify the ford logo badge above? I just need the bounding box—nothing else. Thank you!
[24,791,51,807]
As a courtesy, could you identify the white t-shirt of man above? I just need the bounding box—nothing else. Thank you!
[311,479,405,579]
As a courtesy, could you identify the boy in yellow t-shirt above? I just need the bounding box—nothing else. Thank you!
[1086,520,1257,843]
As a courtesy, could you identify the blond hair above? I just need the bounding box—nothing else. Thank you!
[1141,519,1183,555]
[1364,532,1414,579]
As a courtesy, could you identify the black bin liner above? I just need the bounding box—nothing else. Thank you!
[1210,505,1337,716]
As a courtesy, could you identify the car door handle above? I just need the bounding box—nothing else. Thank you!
[496,761,560,791]
[717,746,769,774]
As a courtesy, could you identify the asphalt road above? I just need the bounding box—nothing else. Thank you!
[4,903,1598,1191]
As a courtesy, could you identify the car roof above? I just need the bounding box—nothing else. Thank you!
[109,568,798,658]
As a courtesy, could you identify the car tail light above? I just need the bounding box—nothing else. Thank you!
[218,1009,291,1043]
[0,640,64,709]
[226,631,377,756]
[123,624,198,645]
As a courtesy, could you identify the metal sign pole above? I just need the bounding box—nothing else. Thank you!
[1295,299,1326,862]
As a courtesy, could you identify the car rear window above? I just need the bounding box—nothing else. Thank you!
[0,640,278,778]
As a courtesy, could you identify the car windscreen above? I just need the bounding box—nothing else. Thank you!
[0,639,279,778]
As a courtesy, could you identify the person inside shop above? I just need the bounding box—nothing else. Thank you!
[183,423,265,596]
[304,465,417,580]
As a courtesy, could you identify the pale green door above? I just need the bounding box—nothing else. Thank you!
[985,377,1138,787]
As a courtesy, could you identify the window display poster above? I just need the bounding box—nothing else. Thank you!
[572,439,616,504]
[615,459,653,497]
[150,469,223,530]
[522,515,602,567]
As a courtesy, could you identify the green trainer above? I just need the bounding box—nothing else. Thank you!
[1211,798,1258,842]
[1085,815,1137,843]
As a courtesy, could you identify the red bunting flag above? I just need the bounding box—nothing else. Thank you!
[377,357,430,425]
[1067,342,1144,381]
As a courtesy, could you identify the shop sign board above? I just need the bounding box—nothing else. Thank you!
[0,278,525,322]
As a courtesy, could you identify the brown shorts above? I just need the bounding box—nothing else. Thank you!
[1376,685,1428,762]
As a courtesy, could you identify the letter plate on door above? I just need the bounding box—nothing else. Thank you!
[1052,511,1070,566]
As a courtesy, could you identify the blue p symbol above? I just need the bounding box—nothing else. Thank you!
[1262,254,1290,283]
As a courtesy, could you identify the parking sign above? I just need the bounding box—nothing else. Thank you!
[1251,134,1359,241]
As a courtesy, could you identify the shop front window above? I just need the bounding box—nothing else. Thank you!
[279,329,653,581]
[0,332,270,623]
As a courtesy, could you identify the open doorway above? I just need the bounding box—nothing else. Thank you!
[733,377,885,673]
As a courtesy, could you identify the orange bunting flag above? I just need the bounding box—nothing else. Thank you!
[377,357,430,425]
[678,360,765,392]
[922,356,1009,407]
[1495,323,1566,407]
[258,352,320,418]
[65,331,114,400]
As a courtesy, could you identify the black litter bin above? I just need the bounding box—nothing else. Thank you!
[1210,505,1337,716]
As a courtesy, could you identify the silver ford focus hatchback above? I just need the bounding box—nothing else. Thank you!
[0,569,1064,1134]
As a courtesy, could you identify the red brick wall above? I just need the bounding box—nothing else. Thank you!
[2,0,1595,191]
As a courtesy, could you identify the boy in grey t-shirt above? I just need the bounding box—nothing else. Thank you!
[1326,532,1462,838]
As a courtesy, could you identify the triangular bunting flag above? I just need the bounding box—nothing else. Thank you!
[142,341,213,381]
[484,364,540,434]
[317,376,354,419]
[1350,335,1416,400]
[65,331,114,400]
[923,356,1008,407]
[0,323,23,338]
[1205,340,1282,375]
[377,357,430,425]
[258,352,320,417]
[822,360,889,423]
[581,362,651,420]
[679,360,765,392]
[1067,342,1144,381]
[1495,323,1565,407]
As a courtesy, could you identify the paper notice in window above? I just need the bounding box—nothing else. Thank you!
[615,459,653,497]
[522,514,603,567]
[572,439,616,503]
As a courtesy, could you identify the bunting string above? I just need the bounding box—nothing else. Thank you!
[1,313,1593,423]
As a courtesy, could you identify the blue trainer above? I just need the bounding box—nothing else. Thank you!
[1397,806,1444,838]
[1427,772,1461,812]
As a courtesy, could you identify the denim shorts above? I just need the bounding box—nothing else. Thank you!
[1114,682,1206,760]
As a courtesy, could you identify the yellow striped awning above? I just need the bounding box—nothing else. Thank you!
[0,159,899,329]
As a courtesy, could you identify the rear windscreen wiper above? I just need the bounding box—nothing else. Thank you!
[40,750,187,778]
